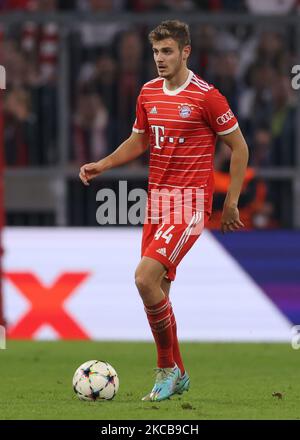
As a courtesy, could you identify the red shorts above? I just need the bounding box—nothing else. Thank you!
[141,211,210,281]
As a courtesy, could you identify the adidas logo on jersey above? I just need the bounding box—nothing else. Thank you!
[150,106,158,114]
[156,247,167,257]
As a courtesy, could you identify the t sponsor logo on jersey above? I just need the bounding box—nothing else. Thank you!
[156,247,167,257]
[150,106,158,114]
[216,109,234,125]
[151,125,165,149]
[178,104,192,118]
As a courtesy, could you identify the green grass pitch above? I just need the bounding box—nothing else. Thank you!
[0,341,299,420]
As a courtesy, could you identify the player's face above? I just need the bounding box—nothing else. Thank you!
[152,38,190,79]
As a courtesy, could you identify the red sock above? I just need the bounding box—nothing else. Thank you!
[168,300,185,376]
[145,297,175,369]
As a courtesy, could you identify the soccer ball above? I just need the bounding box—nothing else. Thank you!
[72,360,119,401]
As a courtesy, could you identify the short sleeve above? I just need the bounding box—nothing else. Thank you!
[203,88,239,135]
[132,92,149,134]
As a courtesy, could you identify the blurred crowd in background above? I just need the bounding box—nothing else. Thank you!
[1,0,300,13]
[1,0,299,228]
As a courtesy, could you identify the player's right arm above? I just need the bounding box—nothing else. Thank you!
[79,131,149,186]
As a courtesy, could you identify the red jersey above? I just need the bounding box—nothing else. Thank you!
[132,70,238,216]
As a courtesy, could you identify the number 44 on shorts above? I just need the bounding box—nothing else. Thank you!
[154,224,175,244]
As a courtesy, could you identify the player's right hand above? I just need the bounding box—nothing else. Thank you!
[79,162,103,186]
[221,203,244,234]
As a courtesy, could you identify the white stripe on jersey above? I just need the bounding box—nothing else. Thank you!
[191,79,209,92]
[150,127,207,131]
[161,147,213,151]
[144,91,205,99]
[151,153,212,158]
[149,181,207,189]
[191,79,209,90]
[193,75,211,88]
[150,165,211,173]
[151,160,211,167]
[157,134,213,139]
[180,89,205,96]
[146,100,203,106]
[192,75,212,91]
[144,77,163,86]
[146,106,203,113]
[150,170,210,182]
[148,118,204,124]
[151,144,213,150]
[191,79,211,92]
[150,202,206,210]
[143,87,163,90]
[143,92,166,95]
[151,153,211,157]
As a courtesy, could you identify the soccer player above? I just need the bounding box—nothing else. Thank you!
[79,20,249,402]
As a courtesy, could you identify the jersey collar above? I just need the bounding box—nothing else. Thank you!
[163,70,193,96]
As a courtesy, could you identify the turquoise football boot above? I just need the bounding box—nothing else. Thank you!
[174,371,190,395]
[142,364,181,402]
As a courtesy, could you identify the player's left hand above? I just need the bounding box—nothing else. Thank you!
[221,203,244,234]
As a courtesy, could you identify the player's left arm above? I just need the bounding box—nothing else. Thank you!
[219,127,249,234]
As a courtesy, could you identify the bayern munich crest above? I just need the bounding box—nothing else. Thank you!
[178,104,192,118]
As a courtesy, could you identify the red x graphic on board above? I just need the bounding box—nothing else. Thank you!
[5,272,90,339]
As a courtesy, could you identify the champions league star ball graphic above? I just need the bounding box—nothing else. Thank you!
[73,360,119,401]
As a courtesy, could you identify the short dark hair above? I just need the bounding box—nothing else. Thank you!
[148,20,191,51]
